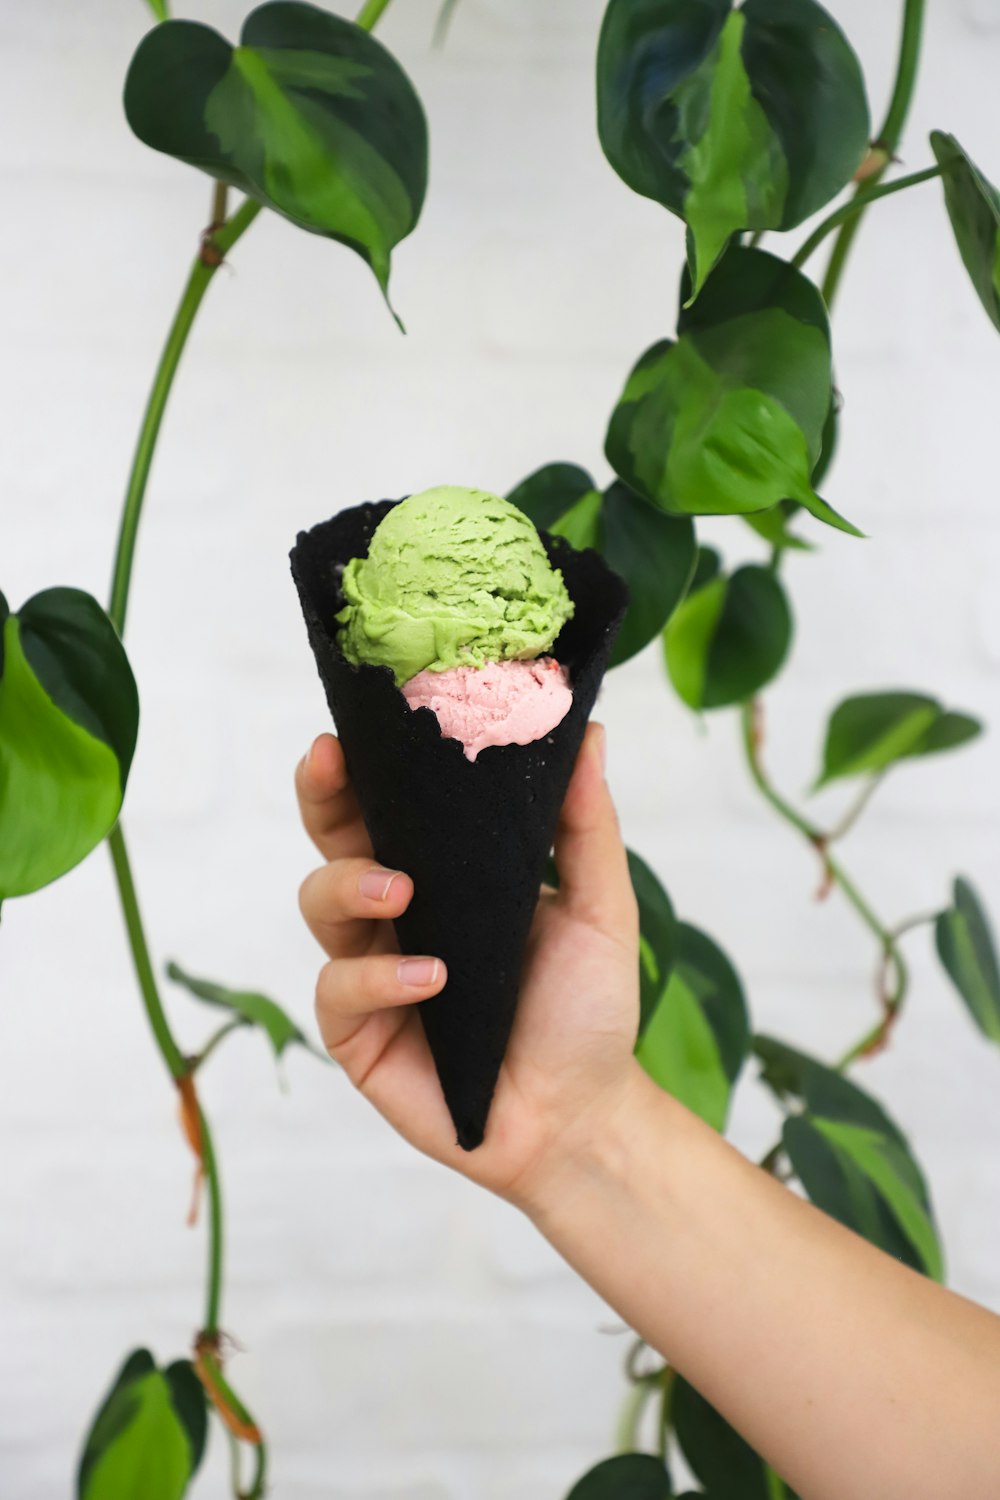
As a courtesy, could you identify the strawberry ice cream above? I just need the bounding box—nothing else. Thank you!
[401,657,572,761]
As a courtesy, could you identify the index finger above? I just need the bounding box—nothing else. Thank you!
[295,733,372,861]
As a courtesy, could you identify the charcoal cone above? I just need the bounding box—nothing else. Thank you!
[290,500,627,1150]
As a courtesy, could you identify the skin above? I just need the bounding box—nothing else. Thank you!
[297,725,1000,1500]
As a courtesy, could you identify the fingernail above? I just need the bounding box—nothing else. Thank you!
[304,738,319,773]
[397,957,439,987]
[359,867,401,901]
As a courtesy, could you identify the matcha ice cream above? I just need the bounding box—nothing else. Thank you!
[336,485,574,686]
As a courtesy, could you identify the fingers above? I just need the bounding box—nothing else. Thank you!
[552,723,638,942]
[299,856,414,959]
[295,733,370,861]
[315,951,447,1066]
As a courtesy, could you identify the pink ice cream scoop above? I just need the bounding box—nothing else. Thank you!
[401,657,572,761]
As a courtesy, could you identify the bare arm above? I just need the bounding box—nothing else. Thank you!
[296,727,1000,1500]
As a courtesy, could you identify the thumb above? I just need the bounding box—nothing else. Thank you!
[552,724,638,942]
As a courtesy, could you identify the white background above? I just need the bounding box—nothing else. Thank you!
[2,0,1000,1495]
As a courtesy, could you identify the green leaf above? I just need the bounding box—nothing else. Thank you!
[78,1349,206,1500]
[145,0,170,19]
[784,1115,944,1281]
[0,588,139,902]
[673,1378,791,1498]
[935,878,1000,1044]
[606,249,857,535]
[637,922,749,1130]
[566,1453,673,1499]
[629,850,678,1035]
[756,1035,944,1280]
[755,1035,906,1140]
[741,501,813,553]
[816,692,982,787]
[508,463,598,534]
[124,3,428,310]
[166,961,320,1063]
[597,0,869,296]
[931,131,1000,333]
[663,564,792,710]
[688,546,722,593]
[508,468,697,665]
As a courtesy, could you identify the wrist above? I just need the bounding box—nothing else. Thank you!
[512,1062,680,1229]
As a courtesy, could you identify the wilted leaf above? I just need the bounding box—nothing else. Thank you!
[167,961,321,1063]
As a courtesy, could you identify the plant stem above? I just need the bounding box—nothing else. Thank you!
[739,700,910,1052]
[821,0,927,309]
[107,825,186,1079]
[792,166,939,270]
[201,1105,224,1332]
[107,197,260,636]
[824,772,887,843]
[615,1377,656,1453]
[193,1017,249,1071]
[355,0,394,29]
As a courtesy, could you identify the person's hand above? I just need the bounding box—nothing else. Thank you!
[295,723,643,1210]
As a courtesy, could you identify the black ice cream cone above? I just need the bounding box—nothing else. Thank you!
[290,500,627,1151]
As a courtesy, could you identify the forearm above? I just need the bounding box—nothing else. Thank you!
[528,1067,1000,1500]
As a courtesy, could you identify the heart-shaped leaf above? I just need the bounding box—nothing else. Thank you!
[167,961,323,1064]
[0,588,139,903]
[816,691,982,788]
[935,878,1000,1045]
[629,849,678,1035]
[784,1115,943,1281]
[78,1349,207,1500]
[663,564,792,711]
[931,131,1000,333]
[597,0,869,297]
[606,249,857,535]
[124,2,428,310]
[756,1036,943,1280]
[565,1453,673,1499]
[637,922,749,1130]
[508,466,696,665]
[673,1377,794,1499]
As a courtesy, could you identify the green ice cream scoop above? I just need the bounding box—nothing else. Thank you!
[337,486,575,685]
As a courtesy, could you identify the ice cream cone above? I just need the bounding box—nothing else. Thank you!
[291,500,627,1150]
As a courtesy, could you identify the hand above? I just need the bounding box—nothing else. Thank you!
[295,723,643,1210]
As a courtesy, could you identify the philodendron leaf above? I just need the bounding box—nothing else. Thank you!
[741,501,813,553]
[629,849,678,1035]
[78,1349,207,1500]
[931,131,1000,333]
[508,466,696,665]
[755,1036,943,1280]
[597,0,869,297]
[637,922,749,1130]
[673,1377,794,1499]
[935,878,1000,1044]
[166,961,322,1063]
[606,248,857,535]
[565,1453,673,1499]
[0,588,139,903]
[663,564,792,710]
[124,2,428,311]
[816,692,982,788]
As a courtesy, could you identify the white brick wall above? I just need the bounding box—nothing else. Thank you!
[2,1,999,1495]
